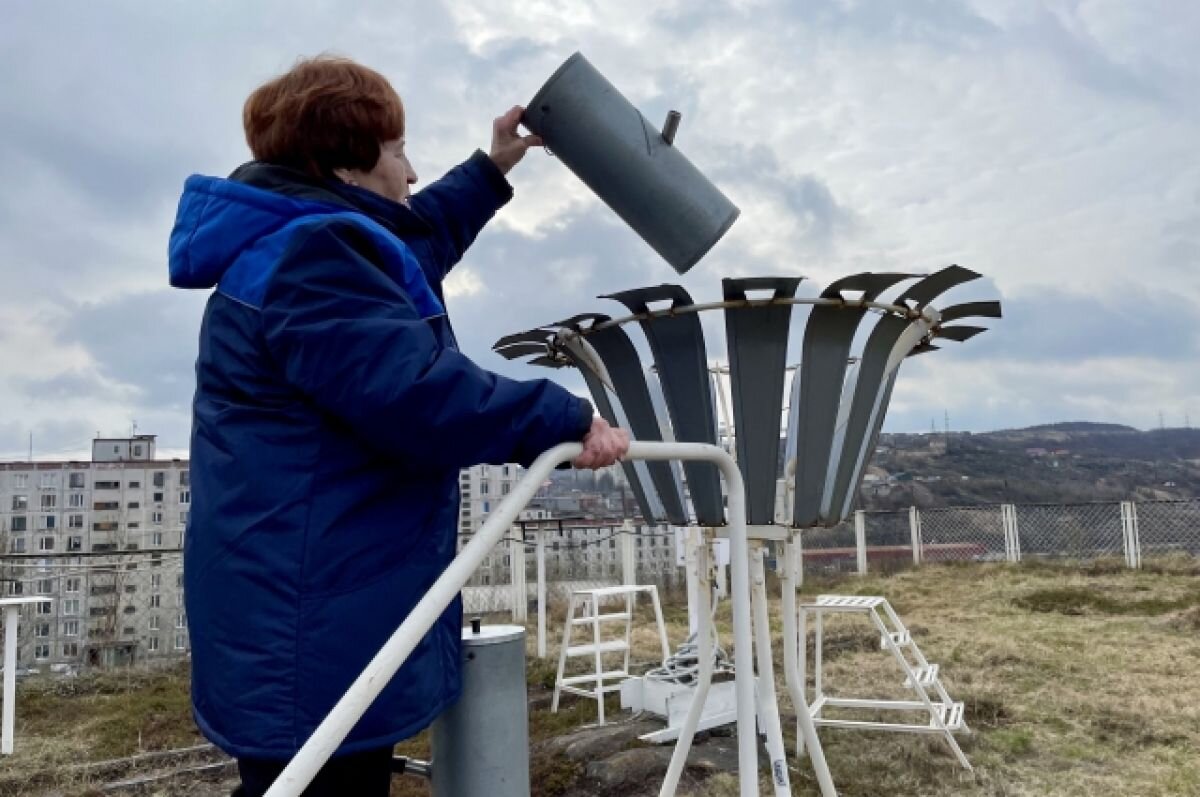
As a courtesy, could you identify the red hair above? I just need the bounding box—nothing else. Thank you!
[243,56,405,178]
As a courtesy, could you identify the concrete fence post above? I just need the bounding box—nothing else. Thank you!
[854,510,867,575]
[509,528,526,623]
[908,506,922,566]
[620,519,637,586]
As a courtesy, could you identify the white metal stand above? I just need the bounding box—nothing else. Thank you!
[798,595,971,771]
[1,597,52,755]
[264,442,778,797]
[552,585,670,724]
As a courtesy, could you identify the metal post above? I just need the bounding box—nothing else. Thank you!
[908,506,922,566]
[751,547,792,795]
[265,442,767,797]
[854,510,867,575]
[537,529,547,659]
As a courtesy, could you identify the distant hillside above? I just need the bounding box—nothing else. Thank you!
[862,423,1200,509]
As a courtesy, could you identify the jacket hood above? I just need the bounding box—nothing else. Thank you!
[168,173,352,289]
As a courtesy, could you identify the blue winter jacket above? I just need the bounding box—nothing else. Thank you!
[168,151,592,758]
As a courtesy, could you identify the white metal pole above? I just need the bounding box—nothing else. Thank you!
[264,442,762,797]
[2,606,18,755]
[537,529,547,659]
[751,547,792,796]
[657,532,712,797]
[780,539,836,795]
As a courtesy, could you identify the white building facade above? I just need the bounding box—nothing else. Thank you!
[0,436,190,671]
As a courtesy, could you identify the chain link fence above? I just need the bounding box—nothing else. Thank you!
[1134,499,1200,558]
[1014,502,1124,560]
[919,506,1007,562]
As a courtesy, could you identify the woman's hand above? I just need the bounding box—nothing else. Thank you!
[573,417,630,470]
[489,106,543,175]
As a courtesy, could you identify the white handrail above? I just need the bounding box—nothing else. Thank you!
[264,441,760,797]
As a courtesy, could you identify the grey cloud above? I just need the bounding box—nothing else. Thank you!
[51,289,207,411]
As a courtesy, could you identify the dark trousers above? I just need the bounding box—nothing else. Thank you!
[232,746,393,797]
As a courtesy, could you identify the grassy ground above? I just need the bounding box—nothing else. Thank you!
[4,558,1199,796]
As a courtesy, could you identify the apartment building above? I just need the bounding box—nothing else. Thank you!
[0,435,190,672]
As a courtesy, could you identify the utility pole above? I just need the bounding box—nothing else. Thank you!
[944,410,951,453]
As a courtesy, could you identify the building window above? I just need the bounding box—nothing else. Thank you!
[149,594,161,608]
[40,494,56,510]
[174,634,187,651]
[151,532,164,546]
[35,643,51,660]
[151,574,162,590]
[10,516,27,533]
[133,445,144,458]
[10,538,25,553]
[180,471,190,487]
[13,474,28,489]
[176,613,186,629]
[153,472,166,488]
[63,620,79,636]
[93,501,119,511]
[149,615,160,631]
[128,502,140,509]
[481,482,489,495]
[63,642,78,657]
[38,537,55,552]
[40,515,56,530]
[94,481,119,490]
[148,636,160,652]
[6,582,21,596]
[68,473,85,489]
[34,623,50,638]
[152,512,163,525]
[178,491,190,505]
[63,599,80,615]
[65,577,80,593]
[36,579,52,593]
[180,511,189,524]
[68,493,85,508]
[36,601,52,615]
[153,492,164,503]
[67,536,82,551]
[11,495,27,511]
[68,514,83,528]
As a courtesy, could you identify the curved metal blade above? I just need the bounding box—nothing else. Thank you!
[935,325,988,342]
[494,342,551,359]
[605,284,724,525]
[896,265,981,308]
[723,277,799,524]
[940,300,1002,323]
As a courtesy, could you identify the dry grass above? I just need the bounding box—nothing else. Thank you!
[5,559,1200,796]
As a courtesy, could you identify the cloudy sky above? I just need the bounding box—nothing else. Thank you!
[1,0,1197,460]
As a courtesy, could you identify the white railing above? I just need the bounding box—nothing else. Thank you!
[263,441,769,797]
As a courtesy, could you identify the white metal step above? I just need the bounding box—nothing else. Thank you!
[571,612,631,626]
[804,594,886,611]
[903,663,939,688]
[566,640,629,657]
[560,670,630,686]
[881,630,911,648]
[941,701,965,731]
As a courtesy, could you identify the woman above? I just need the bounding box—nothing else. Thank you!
[168,56,628,796]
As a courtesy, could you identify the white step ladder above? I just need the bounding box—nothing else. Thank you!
[798,594,972,771]
[552,585,670,724]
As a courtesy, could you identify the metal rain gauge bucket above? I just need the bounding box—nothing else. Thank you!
[523,52,740,275]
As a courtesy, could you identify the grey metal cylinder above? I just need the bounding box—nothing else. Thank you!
[524,52,740,274]
[431,625,529,797]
